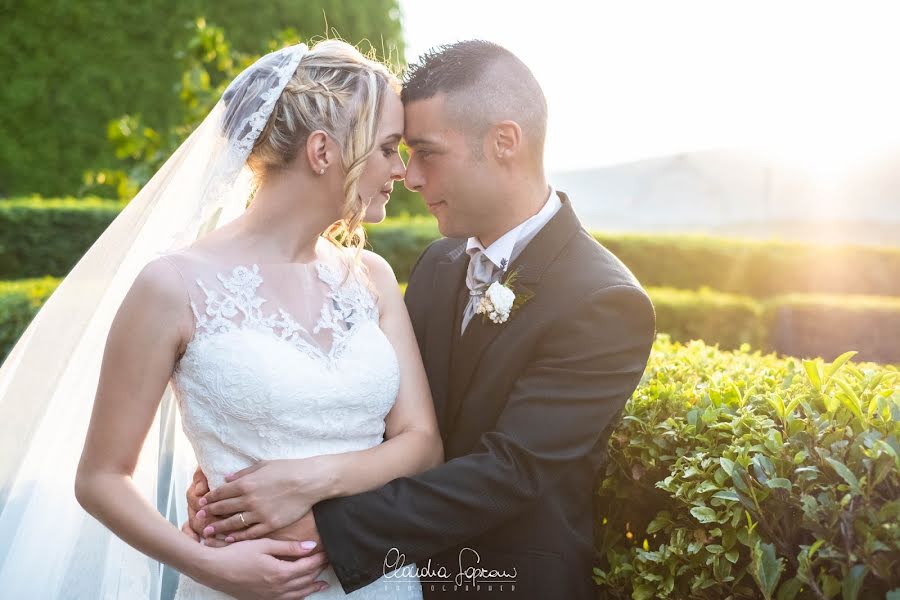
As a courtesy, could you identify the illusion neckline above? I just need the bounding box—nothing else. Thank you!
[176,236,340,269]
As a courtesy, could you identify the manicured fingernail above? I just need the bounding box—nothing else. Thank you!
[225,536,235,543]
[196,510,206,519]
[199,497,207,507]
[301,541,317,549]
[203,526,214,536]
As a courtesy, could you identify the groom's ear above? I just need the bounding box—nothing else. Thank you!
[489,120,522,162]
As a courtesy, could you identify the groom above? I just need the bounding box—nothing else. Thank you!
[188,40,655,598]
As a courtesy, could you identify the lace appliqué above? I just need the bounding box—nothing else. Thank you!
[189,263,379,365]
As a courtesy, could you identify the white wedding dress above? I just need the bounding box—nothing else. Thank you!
[161,241,422,600]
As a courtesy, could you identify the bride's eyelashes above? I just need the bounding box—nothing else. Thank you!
[381,145,398,158]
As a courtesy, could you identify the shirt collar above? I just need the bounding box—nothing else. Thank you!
[466,185,558,270]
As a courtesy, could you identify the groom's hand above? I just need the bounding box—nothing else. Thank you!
[268,512,323,554]
[182,466,217,543]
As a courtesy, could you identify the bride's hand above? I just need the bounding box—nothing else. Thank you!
[201,458,334,540]
[197,538,329,599]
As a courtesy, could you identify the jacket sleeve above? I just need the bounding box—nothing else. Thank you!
[312,284,656,593]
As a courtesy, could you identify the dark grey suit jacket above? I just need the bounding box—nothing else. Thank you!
[312,192,656,598]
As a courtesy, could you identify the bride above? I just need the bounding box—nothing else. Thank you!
[56,40,439,599]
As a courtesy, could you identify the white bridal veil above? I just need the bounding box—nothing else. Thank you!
[0,43,308,598]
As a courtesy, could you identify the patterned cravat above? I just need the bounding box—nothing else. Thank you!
[460,249,498,334]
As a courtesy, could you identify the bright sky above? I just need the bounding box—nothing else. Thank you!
[400,0,900,175]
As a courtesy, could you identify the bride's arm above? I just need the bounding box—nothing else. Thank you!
[200,251,443,541]
[75,258,328,597]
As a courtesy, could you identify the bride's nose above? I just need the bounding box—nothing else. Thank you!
[391,152,406,180]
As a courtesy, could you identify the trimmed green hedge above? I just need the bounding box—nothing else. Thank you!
[648,286,768,352]
[650,289,900,364]
[0,277,60,358]
[595,336,900,599]
[769,294,900,366]
[5,277,900,365]
[0,197,124,278]
[5,200,898,299]
[598,232,900,299]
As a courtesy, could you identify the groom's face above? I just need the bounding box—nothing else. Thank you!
[403,94,496,239]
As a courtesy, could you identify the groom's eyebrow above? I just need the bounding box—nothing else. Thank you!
[404,137,437,148]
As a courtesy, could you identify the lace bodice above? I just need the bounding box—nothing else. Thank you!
[160,244,421,599]
[164,248,402,488]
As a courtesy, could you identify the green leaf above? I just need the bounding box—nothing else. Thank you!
[836,380,866,425]
[841,564,869,600]
[825,350,857,384]
[750,541,785,600]
[776,578,804,600]
[823,392,841,413]
[690,506,718,524]
[785,396,802,417]
[824,457,860,494]
[646,515,670,534]
[765,478,792,491]
[719,457,736,475]
[803,359,823,391]
[731,464,751,494]
[820,574,841,598]
[632,584,656,600]
[768,393,786,419]
[712,490,740,502]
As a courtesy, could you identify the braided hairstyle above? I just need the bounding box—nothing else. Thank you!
[248,40,400,256]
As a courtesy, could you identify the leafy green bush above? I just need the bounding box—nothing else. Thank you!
[0,277,60,358]
[595,336,900,599]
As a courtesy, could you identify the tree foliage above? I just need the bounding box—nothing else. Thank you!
[0,0,404,196]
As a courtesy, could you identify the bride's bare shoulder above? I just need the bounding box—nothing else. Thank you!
[127,256,191,312]
[358,250,404,311]
[360,249,397,282]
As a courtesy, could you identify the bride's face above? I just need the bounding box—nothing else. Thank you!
[357,91,406,223]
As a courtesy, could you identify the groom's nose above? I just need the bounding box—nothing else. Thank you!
[404,159,424,192]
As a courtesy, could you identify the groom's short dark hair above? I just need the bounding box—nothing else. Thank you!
[402,40,547,159]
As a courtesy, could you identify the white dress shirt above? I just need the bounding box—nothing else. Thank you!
[464,185,562,273]
[461,186,562,333]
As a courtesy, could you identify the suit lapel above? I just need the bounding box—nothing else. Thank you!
[424,244,468,437]
[444,193,582,436]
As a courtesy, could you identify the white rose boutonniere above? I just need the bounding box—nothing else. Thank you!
[475,266,533,325]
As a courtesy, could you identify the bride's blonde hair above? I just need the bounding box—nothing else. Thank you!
[248,40,399,256]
